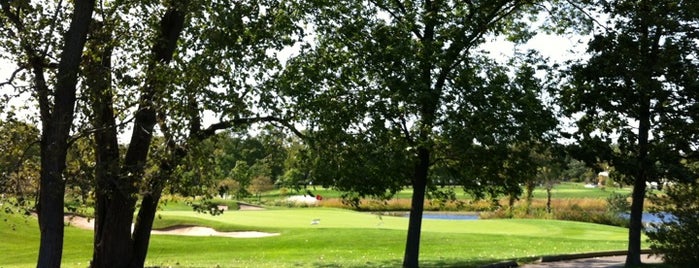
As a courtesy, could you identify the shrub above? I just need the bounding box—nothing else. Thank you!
[646,182,699,266]
[606,193,630,214]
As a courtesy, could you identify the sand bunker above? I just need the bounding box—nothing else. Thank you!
[286,195,318,205]
[64,215,279,238]
[151,226,279,238]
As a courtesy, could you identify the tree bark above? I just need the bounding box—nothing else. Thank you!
[130,190,163,267]
[402,148,429,268]
[625,169,647,266]
[35,0,95,267]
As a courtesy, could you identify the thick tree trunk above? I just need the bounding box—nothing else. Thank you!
[88,6,186,268]
[35,1,95,267]
[37,156,66,268]
[402,148,429,268]
[93,198,138,267]
[83,19,136,268]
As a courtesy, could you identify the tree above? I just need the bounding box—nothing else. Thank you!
[79,0,301,266]
[0,118,40,207]
[279,1,557,266]
[0,0,95,265]
[249,175,274,200]
[524,145,565,214]
[560,0,699,265]
[231,160,252,198]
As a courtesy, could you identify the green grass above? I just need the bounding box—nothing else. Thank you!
[531,182,632,199]
[1,205,641,268]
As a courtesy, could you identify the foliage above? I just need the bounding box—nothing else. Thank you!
[606,192,630,214]
[248,175,274,199]
[0,119,40,201]
[647,182,699,265]
[560,158,595,182]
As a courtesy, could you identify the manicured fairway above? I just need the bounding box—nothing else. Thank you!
[1,206,637,267]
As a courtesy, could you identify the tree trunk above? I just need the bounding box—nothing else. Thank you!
[37,156,66,268]
[402,148,429,268]
[625,97,651,266]
[87,6,187,268]
[83,19,138,268]
[546,186,552,214]
[625,171,647,265]
[130,191,162,267]
[525,180,534,215]
[93,198,138,267]
[35,0,95,266]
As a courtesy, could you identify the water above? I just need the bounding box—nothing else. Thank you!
[403,213,479,220]
[620,212,676,224]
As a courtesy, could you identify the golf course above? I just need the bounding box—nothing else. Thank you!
[0,184,644,267]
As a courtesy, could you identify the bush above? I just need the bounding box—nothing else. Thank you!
[606,192,630,214]
[646,182,699,266]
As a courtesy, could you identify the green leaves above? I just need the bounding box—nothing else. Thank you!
[0,119,40,197]
[561,0,699,182]
[278,0,557,202]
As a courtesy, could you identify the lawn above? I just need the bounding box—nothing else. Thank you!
[1,205,639,267]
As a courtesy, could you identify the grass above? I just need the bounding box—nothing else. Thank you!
[0,182,645,267]
[1,204,641,268]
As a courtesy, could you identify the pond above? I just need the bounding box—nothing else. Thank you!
[620,212,675,225]
[402,212,479,220]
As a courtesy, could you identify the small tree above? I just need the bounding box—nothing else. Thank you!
[647,181,699,265]
[216,179,240,199]
[231,161,251,198]
[248,176,274,201]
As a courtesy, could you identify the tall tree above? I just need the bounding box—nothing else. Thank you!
[279,1,557,266]
[80,0,300,266]
[561,0,699,265]
[0,0,95,266]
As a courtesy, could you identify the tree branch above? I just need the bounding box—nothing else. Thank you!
[563,0,613,33]
[0,67,24,88]
[194,116,305,141]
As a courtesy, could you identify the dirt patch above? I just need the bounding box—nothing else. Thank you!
[64,215,95,230]
[63,215,279,238]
